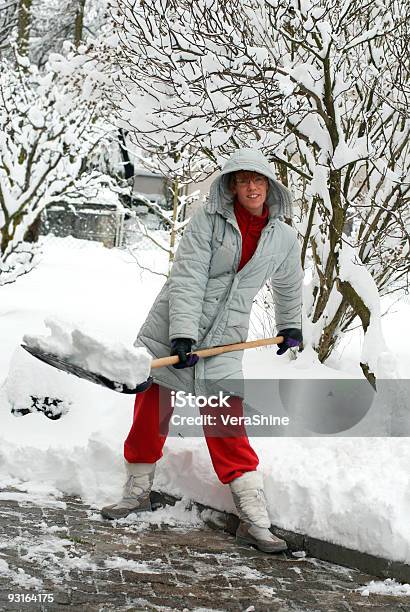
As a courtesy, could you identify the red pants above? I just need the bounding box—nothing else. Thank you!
[124,383,259,484]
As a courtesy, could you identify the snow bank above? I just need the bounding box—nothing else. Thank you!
[156,437,410,565]
[1,426,409,564]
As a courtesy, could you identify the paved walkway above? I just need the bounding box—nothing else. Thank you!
[0,488,409,611]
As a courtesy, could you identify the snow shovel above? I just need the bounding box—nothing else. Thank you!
[21,336,285,394]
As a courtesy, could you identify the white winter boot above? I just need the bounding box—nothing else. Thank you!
[229,471,287,553]
[101,461,155,520]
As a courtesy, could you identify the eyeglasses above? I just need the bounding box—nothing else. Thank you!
[235,175,267,186]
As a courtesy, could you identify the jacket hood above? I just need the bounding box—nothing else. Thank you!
[206,148,293,219]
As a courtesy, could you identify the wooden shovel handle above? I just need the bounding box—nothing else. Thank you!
[150,336,284,369]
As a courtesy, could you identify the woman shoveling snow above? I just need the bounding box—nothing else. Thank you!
[20,148,303,554]
[100,148,304,554]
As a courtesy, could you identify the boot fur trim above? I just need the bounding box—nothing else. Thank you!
[229,470,264,493]
[125,461,156,477]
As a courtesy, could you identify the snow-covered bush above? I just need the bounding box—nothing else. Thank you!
[0,49,116,285]
[112,0,409,384]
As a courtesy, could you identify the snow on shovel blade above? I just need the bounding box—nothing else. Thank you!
[21,344,147,394]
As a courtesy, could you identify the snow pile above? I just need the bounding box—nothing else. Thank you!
[23,318,152,389]
[5,347,72,418]
[359,578,410,597]
[112,498,203,532]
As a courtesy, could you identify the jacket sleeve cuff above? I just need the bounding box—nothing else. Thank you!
[276,323,302,333]
[169,330,198,344]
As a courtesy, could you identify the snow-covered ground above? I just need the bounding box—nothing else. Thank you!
[0,237,409,565]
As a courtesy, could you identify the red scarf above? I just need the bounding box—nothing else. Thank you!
[234,200,269,271]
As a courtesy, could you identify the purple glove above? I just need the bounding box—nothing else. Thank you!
[170,338,199,369]
[277,328,303,355]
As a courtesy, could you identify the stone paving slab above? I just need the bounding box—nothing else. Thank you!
[0,488,409,612]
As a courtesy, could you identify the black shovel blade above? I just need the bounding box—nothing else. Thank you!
[21,344,140,394]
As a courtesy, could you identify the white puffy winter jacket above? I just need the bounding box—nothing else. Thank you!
[135,148,303,396]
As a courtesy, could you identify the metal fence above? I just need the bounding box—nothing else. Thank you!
[40,203,127,248]
[39,202,164,249]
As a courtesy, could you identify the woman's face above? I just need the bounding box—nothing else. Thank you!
[230,171,269,216]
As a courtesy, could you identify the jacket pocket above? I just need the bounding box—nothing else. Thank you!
[209,244,236,278]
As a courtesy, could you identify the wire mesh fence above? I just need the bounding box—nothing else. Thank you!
[39,203,153,249]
